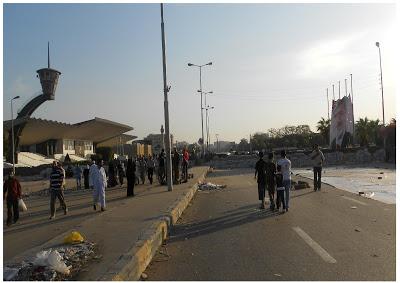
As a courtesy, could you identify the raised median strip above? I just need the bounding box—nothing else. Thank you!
[98,167,209,281]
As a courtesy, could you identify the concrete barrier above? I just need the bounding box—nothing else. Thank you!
[99,167,209,281]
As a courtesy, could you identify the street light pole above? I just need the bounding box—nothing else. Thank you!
[188,62,212,158]
[216,134,219,152]
[160,4,173,191]
[326,88,330,120]
[11,95,20,175]
[205,105,214,151]
[376,42,385,126]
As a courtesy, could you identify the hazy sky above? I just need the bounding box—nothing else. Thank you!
[3,3,397,144]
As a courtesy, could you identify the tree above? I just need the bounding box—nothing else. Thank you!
[368,119,382,146]
[237,138,249,151]
[316,117,331,146]
[355,117,370,146]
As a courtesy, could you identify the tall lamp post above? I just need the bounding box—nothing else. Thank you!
[188,61,212,157]
[204,105,214,151]
[198,90,213,152]
[375,42,385,126]
[160,4,173,191]
[11,95,20,175]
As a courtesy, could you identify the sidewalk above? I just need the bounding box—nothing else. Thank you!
[5,166,209,280]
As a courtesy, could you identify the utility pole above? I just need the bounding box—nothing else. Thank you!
[376,42,385,126]
[345,78,348,97]
[160,4,173,191]
[350,73,355,140]
[326,88,330,120]
[332,84,335,100]
[249,134,252,153]
[338,81,341,99]
[216,134,219,152]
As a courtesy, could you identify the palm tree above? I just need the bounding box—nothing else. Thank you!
[368,119,382,146]
[316,117,331,145]
[355,117,370,146]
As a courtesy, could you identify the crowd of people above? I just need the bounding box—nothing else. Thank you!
[254,144,325,212]
[3,148,192,224]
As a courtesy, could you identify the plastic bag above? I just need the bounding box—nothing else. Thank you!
[47,250,71,275]
[33,250,52,266]
[64,231,84,244]
[18,198,27,212]
[33,249,71,275]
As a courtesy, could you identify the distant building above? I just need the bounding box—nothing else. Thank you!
[3,117,135,162]
[214,141,236,152]
[143,133,174,154]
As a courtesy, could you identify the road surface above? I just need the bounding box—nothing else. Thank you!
[144,168,395,280]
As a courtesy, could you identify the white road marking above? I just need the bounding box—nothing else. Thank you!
[341,196,367,206]
[293,226,337,264]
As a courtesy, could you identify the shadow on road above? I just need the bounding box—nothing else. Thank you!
[168,205,279,243]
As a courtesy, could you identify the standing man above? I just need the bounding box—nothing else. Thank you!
[277,150,291,212]
[83,164,90,190]
[117,161,125,187]
[93,160,107,211]
[3,173,22,226]
[254,151,267,209]
[126,158,135,197]
[147,155,155,184]
[182,148,190,183]
[265,152,277,210]
[158,150,166,185]
[89,160,97,189]
[49,161,68,219]
[310,144,325,191]
[74,164,83,189]
[172,148,180,184]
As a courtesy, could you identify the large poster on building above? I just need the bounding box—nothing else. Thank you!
[329,95,354,148]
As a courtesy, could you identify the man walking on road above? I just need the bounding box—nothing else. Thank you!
[265,152,276,210]
[277,150,291,212]
[49,161,68,219]
[3,173,22,226]
[310,144,325,191]
[126,158,135,197]
[182,148,190,183]
[254,151,267,209]
[147,155,155,184]
[172,148,180,184]
[74,164,82,189]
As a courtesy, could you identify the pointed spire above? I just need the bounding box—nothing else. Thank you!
[47,41,50,68]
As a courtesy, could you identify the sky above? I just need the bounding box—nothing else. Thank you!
[2,3,397,144]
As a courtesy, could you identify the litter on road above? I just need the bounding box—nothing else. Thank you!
[198,182,227,191]
[3,242,96,281]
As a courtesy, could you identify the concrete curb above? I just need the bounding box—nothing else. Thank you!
[99,167,209,281]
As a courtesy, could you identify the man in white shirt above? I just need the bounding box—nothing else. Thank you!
[310,144,325,191]
[277,150,291,212]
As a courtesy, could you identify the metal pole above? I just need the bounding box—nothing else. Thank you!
[332,84,335,100]
[350,73,355,138]
[199,68,205,157]
[326,88,330,120]
[345,78,348,97]
[11,100,15,175]
[377,44,385,126]
[249,134,252,153]
[338,81,341,99]
[216,134,219,152]
[160,4,173,191]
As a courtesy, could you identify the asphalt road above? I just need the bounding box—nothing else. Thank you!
[144,168,395,280]
[3,179,157,260]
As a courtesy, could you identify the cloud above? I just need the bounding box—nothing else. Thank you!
[296,31,368,79]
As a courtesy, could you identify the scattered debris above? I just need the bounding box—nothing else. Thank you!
[197,182,227,191]
[378,177,383,180]
[380,172,384,174]
[371,219,377,222]
[359,191,374,199]
[64,231,84,244]
[351,206,357,209]
[274,273,282,277]
[140,273,148,280]
[354,228,361,232]
[371,254,379,258]
[3,242,96,281]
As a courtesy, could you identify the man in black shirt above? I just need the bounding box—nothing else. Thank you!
[254,151,267,209]
[265,152,277,210]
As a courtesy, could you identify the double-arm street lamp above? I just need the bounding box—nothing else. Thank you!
[11,95,20,175]
[375,42,385,126]
[188,62,212,157]
[198,90,213,152]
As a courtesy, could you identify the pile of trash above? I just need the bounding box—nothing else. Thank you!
[198,182,227,191]
[4,233,96,281]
